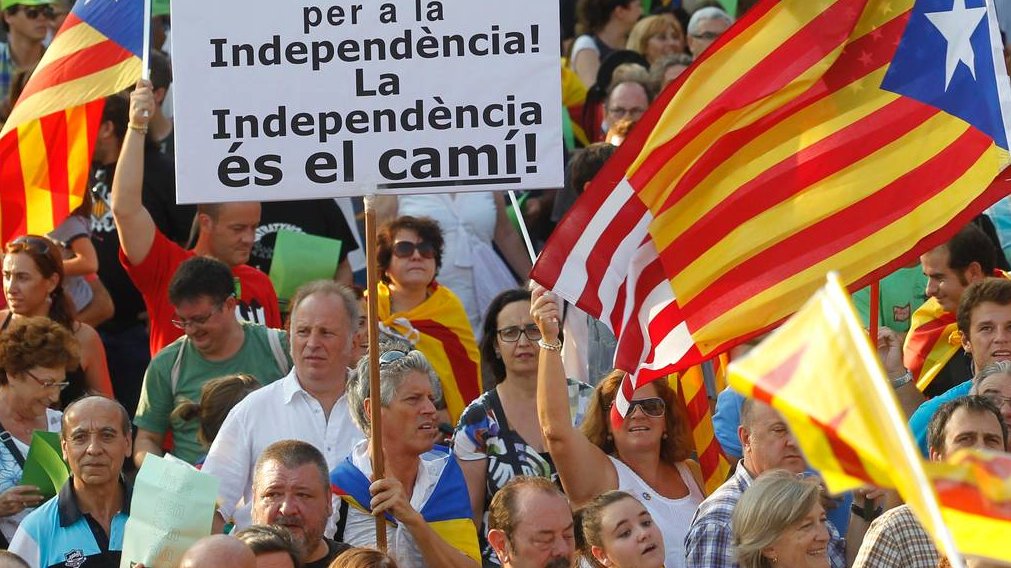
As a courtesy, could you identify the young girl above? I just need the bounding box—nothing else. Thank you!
[575,491,666,568]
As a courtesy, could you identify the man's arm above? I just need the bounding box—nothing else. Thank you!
[201,405,253,526]
[370,477,479,568]
[133,428,165,469]
[111,80,157,266]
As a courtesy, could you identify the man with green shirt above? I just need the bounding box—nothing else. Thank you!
[132,257,291,466]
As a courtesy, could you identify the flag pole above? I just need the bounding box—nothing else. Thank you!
[508,190,537,264]
[868,280,880,343]
[363,195,387,552]
[141,0,151,81]
[826,273,964,568]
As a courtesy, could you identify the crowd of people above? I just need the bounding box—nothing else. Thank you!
[0,0,1010,567]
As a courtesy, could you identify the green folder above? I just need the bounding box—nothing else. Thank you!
[19,431,69,500]
[268,230,342,312]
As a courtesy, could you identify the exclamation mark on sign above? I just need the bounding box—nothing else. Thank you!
[525,133,537,173]
[530,25,540,53]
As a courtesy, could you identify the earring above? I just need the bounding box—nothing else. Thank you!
[662,431,668,440]
[606,433,613,442]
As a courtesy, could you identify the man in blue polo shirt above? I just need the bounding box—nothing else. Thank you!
[9,397,133,567]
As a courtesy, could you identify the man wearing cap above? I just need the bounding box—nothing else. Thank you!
[0,0,53,118]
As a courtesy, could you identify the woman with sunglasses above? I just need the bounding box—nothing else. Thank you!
[0,316,79,545]
[531,284,705,568]
[1,235,112,405]
[334,340,480,568]
[375,216,482,426]
[453,288,594,565]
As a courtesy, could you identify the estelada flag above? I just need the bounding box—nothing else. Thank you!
[927,448,1011,564]
[728,274,961,563]
[531,0,1011,419]
[0,0,144,244]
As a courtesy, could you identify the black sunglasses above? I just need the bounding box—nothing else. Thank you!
[392,240,436,259]
[17,5,55,19]
[609,397,666,418]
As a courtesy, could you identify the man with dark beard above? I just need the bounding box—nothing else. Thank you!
[486,476,576,568]
[250,440,350,568]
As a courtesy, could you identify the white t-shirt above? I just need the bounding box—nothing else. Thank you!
[609,456,705,568]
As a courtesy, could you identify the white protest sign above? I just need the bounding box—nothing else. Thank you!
[171,0,564,203]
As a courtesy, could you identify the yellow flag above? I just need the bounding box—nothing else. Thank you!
[727,273,960,565]
[926,449,1011,564]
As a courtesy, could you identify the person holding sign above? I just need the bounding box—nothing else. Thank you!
[9,397,133,567]
[334,340,480,568]
[112,80,282,357]
[373,216,482,425]
[0,317,77,545]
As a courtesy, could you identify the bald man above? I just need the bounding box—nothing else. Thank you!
[10,397,134,567]
[180,535,256,568]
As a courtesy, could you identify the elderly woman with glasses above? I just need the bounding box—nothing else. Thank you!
[452,288,594,565]
[531,285,705,568]
[1,235,111,405]
[332,340,480,568]
[0,316,80,544]
[374,216,482,426]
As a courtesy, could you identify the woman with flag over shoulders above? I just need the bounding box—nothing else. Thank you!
[531,284,704,568]
[331,337,480,568]
[373,215,482,427]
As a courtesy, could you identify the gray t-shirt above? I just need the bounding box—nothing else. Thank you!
[47,215,93,311]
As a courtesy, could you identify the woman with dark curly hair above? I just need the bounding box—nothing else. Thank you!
[374,216,482,425]
[531,285,704,568]
[0,317,80,544]
[1,235,111,405]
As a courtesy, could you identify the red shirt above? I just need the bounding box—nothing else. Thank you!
[120,231,282,355]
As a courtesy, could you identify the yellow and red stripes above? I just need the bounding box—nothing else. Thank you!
[673,355,731,495]
[531,0,1011,388]
[0,7,141,244]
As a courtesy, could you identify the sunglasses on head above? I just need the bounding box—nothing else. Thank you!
[379,350,411,366]
[392,240,435,259]
[17,4,55,19]
[8,235,52,255]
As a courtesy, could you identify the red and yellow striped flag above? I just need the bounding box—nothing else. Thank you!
[376,281,482,424]
[0,0,143,243]
[729,274,961,563]
[903,297,960,391]
[672,355,731,495]
[531,0,1011,422]
[928,449,1011,564]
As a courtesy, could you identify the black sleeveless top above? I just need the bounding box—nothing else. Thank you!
[1,313,89,408]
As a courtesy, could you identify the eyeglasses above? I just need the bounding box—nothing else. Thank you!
[379,350,410,365]
[606,106,646,119]
[17,5,55,19]
[171,304,224,330]
[983,393,1011,408]
[24,369,69,391]
[8,235,52,255]
[392,240,436,259]
[497,324,542,343]
[626,397,666,418]
[690,31,722,41]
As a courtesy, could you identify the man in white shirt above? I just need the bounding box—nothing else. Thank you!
[202,280,364,531]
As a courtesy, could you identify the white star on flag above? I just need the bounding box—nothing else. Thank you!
[925,0,987,90]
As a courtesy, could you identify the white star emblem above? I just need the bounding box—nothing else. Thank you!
[925,0,988,90]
